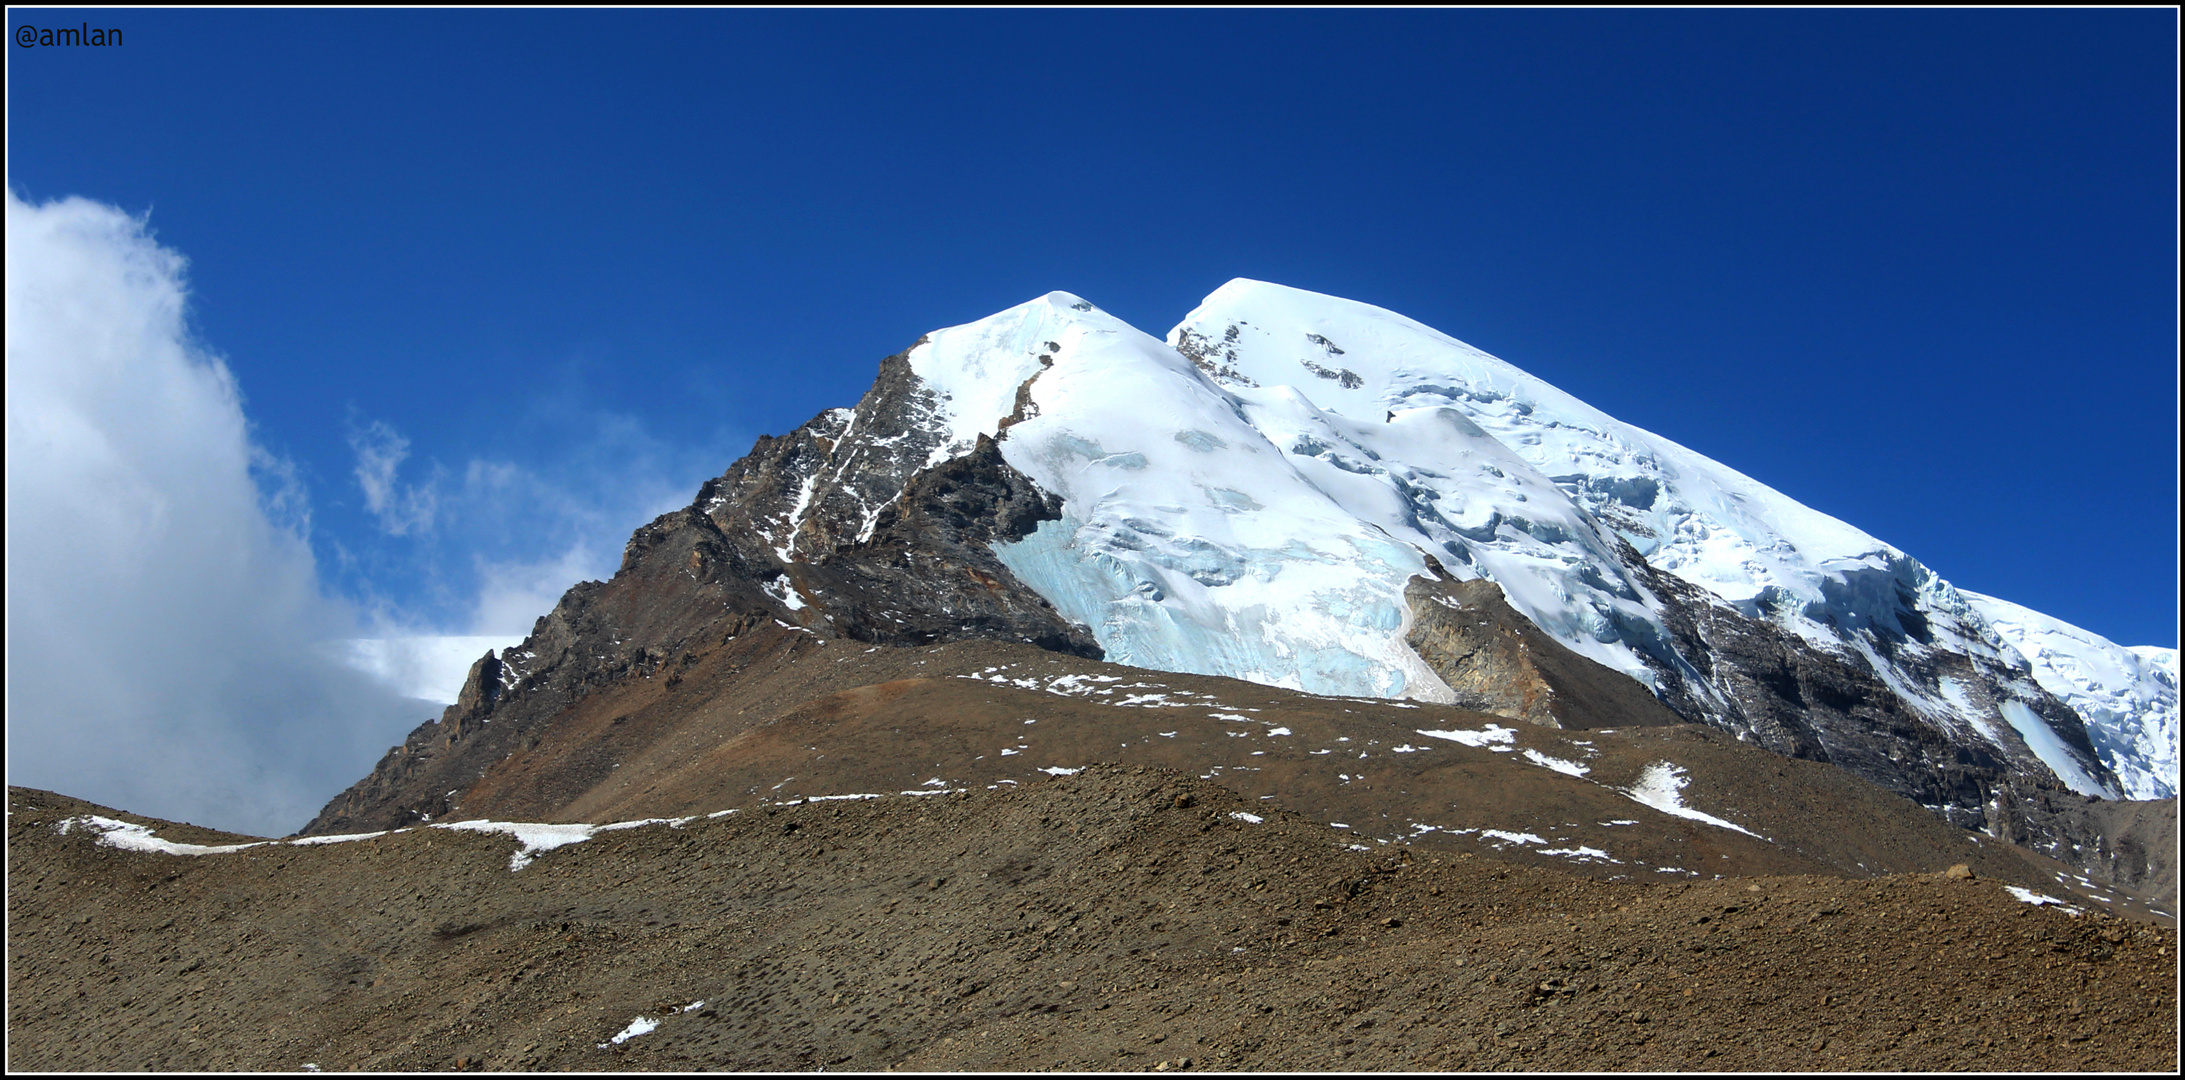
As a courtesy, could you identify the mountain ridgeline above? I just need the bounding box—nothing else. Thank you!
[304,281,2176,908]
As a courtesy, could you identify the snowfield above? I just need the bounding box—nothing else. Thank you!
[1963,592,2179,800]
[807,280,2174,802]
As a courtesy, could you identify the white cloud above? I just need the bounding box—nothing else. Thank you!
[339,449,698,690]
[471,542,606,637]
[5,187,430,837]
[348,418,437,536]
[341,410,717,638]
[342,635,526,705]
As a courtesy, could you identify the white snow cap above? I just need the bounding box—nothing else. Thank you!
[917,291,1460,701]
[874,279,2164,798]
[1962,592,2177,799]
[1171,278,1898,619]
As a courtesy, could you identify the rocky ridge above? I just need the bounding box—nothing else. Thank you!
[304,345,1093,835]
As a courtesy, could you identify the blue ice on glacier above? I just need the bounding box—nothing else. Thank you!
[867,283,2168,799]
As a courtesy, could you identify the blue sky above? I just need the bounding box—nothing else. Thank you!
[7,9,2176,831]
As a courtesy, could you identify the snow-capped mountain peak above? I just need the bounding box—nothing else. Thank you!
[1164,279,2152,802]
[597,277,2168,842]
[305,277,2175,915]
[1171,278,1899,620]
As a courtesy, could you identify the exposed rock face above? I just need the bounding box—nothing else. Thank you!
[1989,793,2178,904]
[742,434,1100,655]
[1394,531,2120,878]
[1607,544,2118,868]
[1403,569,1681,731]
[679,341,1097,655]
[304,342,1093,836]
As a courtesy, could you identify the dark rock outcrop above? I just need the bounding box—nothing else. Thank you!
[750,433,1100,656]
[303,340,1094,836]
[1989,792,2177,907]
[1605,540,2120,875]
[676,340,1096,654]
[1397,550,2132,896]
[1404,570,1682,731]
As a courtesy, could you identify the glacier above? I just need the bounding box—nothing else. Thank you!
[1964,591,2179,800]
[815,280,2170,803]
[1168,280,2165,799]
[907,293,1457,702]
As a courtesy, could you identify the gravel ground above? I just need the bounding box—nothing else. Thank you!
[8,771,2175,1072]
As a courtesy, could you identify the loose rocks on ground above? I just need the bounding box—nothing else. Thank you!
[7,773,2176,1072]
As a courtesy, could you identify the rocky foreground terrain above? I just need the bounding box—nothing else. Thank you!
[6,770,2175,1073]
[13,628,2174,1072]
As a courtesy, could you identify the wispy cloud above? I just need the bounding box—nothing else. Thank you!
[5,187,427,837]
[471,542,604,637]
[348,417,438,536]
[342,409,727,638]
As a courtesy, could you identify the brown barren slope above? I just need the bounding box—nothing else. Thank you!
[7,775,2176,1073]
[428,634,2165,918]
